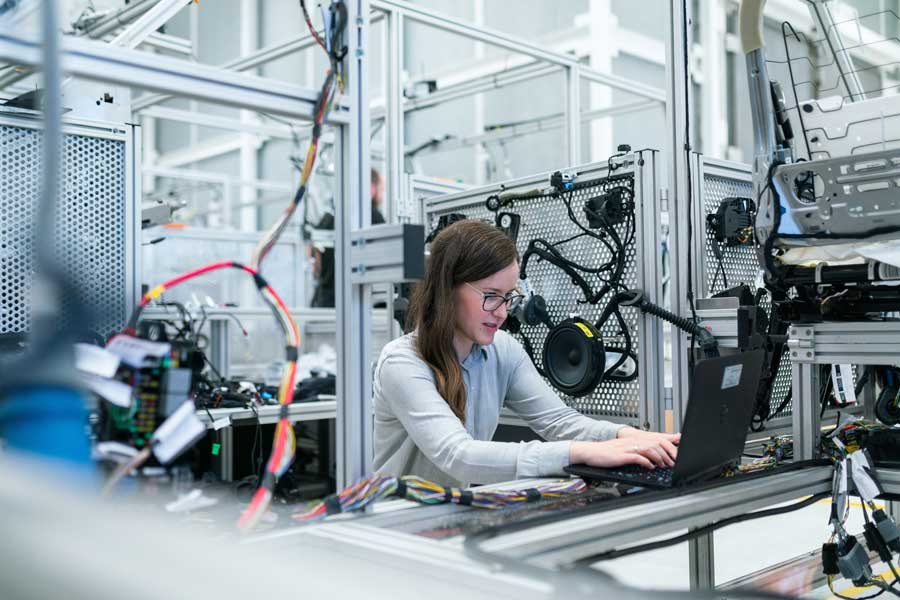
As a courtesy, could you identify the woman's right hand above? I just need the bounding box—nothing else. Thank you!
[569,436,678,470]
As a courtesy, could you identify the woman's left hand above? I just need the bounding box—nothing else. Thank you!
[616,427,680,464]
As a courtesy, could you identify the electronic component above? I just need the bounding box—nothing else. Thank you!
[706,197,754,246]
[549,170,576,192]
[836,536,872,586]
[875,369,900,426]
[425,213,467,243]
[495,212,521,243]
[542,318,606,397]
[584,187,632,228]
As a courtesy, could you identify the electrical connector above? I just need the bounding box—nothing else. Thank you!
[864,522,893,562]
[873,509,900,553]
[549,170,576,192]
[837,536,874,586]
[822,542,840,576]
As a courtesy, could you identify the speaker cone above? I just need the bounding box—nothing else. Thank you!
[542,318,606,397]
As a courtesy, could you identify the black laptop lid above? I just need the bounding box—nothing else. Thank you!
[672,350,765,484]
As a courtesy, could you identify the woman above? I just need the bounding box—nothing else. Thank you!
[373,220,678,487]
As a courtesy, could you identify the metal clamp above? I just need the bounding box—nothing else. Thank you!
[788,325,817,362]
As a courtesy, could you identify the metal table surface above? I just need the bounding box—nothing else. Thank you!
[247,463,900,592]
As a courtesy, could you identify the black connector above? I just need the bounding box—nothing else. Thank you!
[584,187,631,228]
[864,521,894,562]
[549,170,576,193]
[495,212,521,243]
[822,542,840,575]
[706,197,755,246]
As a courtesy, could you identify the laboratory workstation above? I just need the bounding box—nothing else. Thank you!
[4,0,900,598]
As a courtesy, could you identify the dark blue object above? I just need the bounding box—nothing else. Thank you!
[0,385,92,468]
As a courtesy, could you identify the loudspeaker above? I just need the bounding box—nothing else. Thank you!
[542,318,605,397]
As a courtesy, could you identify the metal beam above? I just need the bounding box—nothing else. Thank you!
[336,0,373,489]
[479,466,833,567]
[109,0,193,49]
[142,32,193,56]
[565,64,581,164]
[371,0,666,102]
[143,166,293,194]
[139,106,298,139]
[83,0,160,40]
[665,0,694,427]
[0,29,347,123]
[131,10,385,113]
[402,62,561,114]
[405,99,659,155]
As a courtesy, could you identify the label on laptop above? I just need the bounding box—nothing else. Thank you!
[721,364,743,389]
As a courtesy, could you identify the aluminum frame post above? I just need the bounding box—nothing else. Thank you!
[209,320,230,380]
[689,533,716,590]
[635,151,666,432]
[791,361,819,461]
[336,0,373,489]
[565,64,581,165]
[385,9,405,340]
[665,0,695,429]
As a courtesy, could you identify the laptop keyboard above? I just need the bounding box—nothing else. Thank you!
[605,464,675,486]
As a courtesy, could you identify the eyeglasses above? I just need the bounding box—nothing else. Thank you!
[465,282,525,312]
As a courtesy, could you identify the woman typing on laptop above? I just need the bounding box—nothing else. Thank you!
[373,220,679,488]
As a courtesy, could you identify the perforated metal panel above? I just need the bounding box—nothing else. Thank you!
[0,114,133,340]
[695,156,793,420]
[422,154,665,428]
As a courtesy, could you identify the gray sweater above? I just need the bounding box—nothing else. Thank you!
[372,330,624,487]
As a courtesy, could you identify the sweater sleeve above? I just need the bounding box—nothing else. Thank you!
[376,350,572,483]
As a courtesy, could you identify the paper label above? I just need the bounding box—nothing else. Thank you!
[106,335,171,368]
[721,364,743,389]
[82,374,133,408]
[849,449,883,503]
[152,400,206,464]
[74,343,121,378]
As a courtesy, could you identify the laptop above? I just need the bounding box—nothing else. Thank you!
[565,349,765,489]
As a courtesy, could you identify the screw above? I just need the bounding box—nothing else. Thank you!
[806,351,812,358]
[356,15,364,25]
[356,48,364,57]
[792,351,798,357]
[805,329,812,335]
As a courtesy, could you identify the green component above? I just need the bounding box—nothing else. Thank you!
[211,443,221,456]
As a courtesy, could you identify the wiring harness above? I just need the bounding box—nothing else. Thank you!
[294,475,587,521]
[821,419,900,599]
[102,1,348,532]
[494,165,641,384]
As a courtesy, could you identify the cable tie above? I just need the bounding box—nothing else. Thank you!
[394,479,407,497]
[323,493,343,515]
[524,488,542,502]
[279,404,290,420]
[252,272,268,290]
[261,470,277,491]
[457,490,474,506]
[443,489,453,503]
[285,345,299,362]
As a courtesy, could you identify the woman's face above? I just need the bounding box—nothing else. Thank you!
[452,261,519,352]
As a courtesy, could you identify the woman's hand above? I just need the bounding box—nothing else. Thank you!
[569,428,680,469]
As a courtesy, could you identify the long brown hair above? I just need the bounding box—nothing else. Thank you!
[407,220,519,423]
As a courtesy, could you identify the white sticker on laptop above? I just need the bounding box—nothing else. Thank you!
[721,364,743,389]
